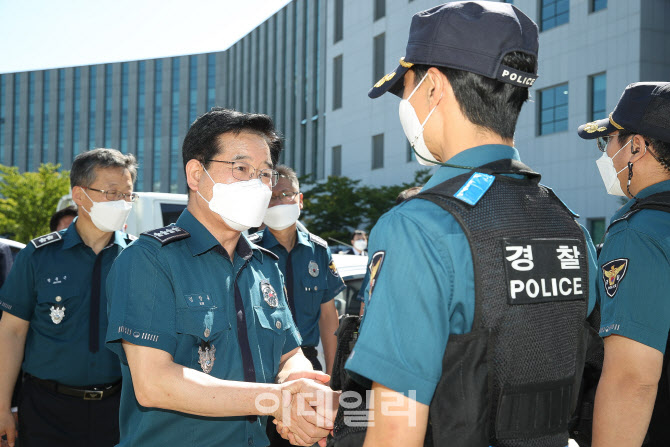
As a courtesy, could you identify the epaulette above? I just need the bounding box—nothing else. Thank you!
[30,232,63,249]
[127,234,138,241]
[246,232,263,244]
[141,225,190,246]
[255,245,279,261]
[309,233,328,249]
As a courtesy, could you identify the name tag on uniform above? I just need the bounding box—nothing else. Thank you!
[503,238,586,305]
[184,293,212,307]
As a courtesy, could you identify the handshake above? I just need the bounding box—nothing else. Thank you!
[260,370,340,447]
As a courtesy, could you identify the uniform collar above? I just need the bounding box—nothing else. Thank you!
[260,226,312,249]
[422,144,520,191]
[177,209,253,261]
[61,217,128,250]
[613,179,670,220]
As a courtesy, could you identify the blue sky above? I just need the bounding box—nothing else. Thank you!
[0,0,293,74]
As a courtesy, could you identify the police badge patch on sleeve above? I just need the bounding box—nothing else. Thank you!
[601,258,629,298]
[368,251,386,302]
[328,260,339,277]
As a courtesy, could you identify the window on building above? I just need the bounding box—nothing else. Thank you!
[43,71,51,162]
[137,61,146,191]
[373,33,385,84]
[56,70,65,166]
[28,72,35,169]
[333,55,343,110]
[87,67,95,151]
[170,58,180,193]
[120,63,129,153]
[189,56,198,128]
[334,0,344,43]
[539,83,569,135]
[104,65,113,148]
[72,68,81,157]
[153,59,163,192]
[207,53,216,110]
[589,73,606,121]
[588,218,606,245]
[12,75,20,166]
[591,0,607,12]
[332,145,342,176]
[374,0,385,21]
[372,133,384,169]
[541,0,569,31]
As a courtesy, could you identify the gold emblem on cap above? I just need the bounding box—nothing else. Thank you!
[584,122,607,133]
[374,71,396,88]
[609,113,624,130]
[399,57,414,68]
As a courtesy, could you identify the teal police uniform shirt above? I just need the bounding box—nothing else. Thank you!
[345,145,598,406]
[0,219,130,386]
[251,227,346,347]
[597,180,670,353]
[105,209,302,447]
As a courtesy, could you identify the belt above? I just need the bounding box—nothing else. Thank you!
[25,374,121,401]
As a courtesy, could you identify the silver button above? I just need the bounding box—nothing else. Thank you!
[305,287,308,291]
[314,286,318,291]
[55,296,62,302]
[275,320,282,330]
[204,328,211,338]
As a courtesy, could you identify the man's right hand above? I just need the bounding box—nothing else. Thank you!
[272,378,339,446]
[0,409,17,447]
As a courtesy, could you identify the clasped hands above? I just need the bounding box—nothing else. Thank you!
[271,370,340,447]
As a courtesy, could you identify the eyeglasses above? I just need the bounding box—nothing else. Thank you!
[207,160,279,187]
[84,187,139,202]
[270,191,300,203]
[596,134,619,152]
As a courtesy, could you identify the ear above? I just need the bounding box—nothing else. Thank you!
[185,159,204,193]
[298,192,304,210]
[71,185,86,208]
[629,134,647,161]
[426,67,445,107]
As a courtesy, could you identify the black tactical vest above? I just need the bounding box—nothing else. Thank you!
[606,192,670,447]
[415,159,589,447]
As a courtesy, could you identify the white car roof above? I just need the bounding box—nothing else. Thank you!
[331,253,368,280]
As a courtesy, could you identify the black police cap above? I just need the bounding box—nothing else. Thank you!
[368,1,539,99]
[578,82,670,143]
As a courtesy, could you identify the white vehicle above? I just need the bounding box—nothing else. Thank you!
[0,238,26,260]
[57,192,188,237]
[331,253,369,316]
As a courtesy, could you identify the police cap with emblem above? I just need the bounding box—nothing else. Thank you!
[578,82,670,142]
[368,1,539,99]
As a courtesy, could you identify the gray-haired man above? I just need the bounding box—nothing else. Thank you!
[0,148,138,447]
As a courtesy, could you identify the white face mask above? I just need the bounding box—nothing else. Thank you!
[198,166,272,232]
[353,239,367,252]
[595,138,631,197]
[81,190,133,233]
[263,203,301,231]
[398,73,442,166]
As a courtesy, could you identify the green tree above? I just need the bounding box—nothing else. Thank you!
[0,163,71,243]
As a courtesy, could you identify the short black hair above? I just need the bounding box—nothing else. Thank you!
[50,206,78,232]
[70,148,137,189]
[412,51,537,139]
[618,130,670,173]
[351,229,367,240]
[182,108,283,173]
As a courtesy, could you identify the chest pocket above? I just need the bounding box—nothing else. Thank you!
[175,308,231,372]
[300,276,328,309]
[35,273,82,334]
[253,305,293,379]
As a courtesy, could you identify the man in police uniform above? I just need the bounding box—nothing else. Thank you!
[0,148,138,447]
[105,108,338,447]
[577,82,670,447]
[251,165,344,446]
[343,2,598,446]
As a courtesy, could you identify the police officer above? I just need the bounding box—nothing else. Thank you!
[343,2,598,446]
[0,148,138,447]
[577,82,670,447]
[104,108,337,447]
[251,165,345,447]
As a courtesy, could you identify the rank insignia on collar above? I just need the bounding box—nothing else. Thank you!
[602,258,629,298]
[368,251,386,302]
[50,305,65,324]
[309,260,320,277]
[198,342,216,374]
[261,280,278,307]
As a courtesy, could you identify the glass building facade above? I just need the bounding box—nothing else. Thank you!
[0,0,327,193]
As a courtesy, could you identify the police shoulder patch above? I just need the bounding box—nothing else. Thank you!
[601,258,629,298]
[255,245,279,261]
[368,251,386,302]
[141,225,190,246]
[309,233,328,249]
[31,231,63,249]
